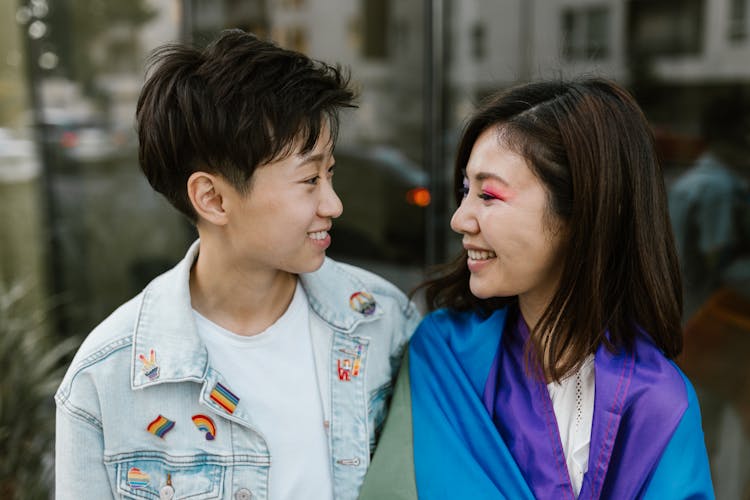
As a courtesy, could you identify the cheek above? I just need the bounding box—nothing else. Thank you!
[521,233,564,279]
[273,202,313,225]
[489,224,557,276]
[479,211,532,248]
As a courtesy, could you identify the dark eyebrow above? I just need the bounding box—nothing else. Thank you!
[297,153,326,166]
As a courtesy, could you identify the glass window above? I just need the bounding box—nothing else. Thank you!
[562,5,611,61]
[471,23,486,61]
[362,0,389,60]
[4,0,750,496]
[562,9,579,60]
[586,7,610,58]
[627,0,704,56]
[729,0,748,41]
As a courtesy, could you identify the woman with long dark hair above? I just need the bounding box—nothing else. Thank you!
[359,78,714,499]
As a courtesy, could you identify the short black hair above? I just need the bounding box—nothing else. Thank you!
[136,29,356,220]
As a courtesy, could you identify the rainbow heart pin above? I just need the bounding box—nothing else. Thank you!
[127,467,150,488]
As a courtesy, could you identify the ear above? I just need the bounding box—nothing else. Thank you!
[187,172,228,226]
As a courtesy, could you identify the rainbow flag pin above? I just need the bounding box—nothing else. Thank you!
[146,414,175,439]
[210,382,239,414]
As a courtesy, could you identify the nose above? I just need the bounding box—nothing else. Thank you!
[319,178,343,219]
[450,199,478,235]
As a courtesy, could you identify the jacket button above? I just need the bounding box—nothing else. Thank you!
[159,485,174,500]
[235,488,252,500]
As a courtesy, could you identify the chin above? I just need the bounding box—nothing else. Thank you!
[295,255,326,274]
[469,280,513,301]
[469,281,494,300]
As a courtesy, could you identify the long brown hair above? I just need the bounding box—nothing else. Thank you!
[423,78,683,381]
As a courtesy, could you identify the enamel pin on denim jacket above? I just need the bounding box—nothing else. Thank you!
[55,241,420,500]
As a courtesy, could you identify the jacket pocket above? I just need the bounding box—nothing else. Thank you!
[367,381,394,453]
[107,452,226,499]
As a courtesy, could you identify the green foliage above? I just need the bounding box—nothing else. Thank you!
[69,0,158,44]
[0,283,79,499]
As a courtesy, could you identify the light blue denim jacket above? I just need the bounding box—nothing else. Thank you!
[55,241,420,500]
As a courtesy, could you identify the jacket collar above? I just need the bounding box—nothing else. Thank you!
[131,240,381,389]
[131,240,208,389]
[300,258,383,332]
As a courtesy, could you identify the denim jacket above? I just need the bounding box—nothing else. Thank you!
[55,241,420,500]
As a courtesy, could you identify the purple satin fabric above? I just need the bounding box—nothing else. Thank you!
[482,310,688,499]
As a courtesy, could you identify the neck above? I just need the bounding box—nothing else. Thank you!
[518,294,564,382]
[518,296,547,333]
[189,238,298,336]
[519,295,585,382]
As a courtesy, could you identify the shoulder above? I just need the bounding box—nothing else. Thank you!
[408,308,508,396]
[634,332,688,392]
[55,293,142,410]
[412,308,465,338]
[54,251,191,417]
[66,294,142,373]
[623,332,692,421]
[410,307,507,365]
[640,365,713,497]
[57,294,141,374]
[307,258,420,322]
[328,259,416,314]
[413,307,504,342]
[54,298,140,428]
[301,259,423,359]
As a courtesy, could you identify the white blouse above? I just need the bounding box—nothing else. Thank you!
[546,355,596,497]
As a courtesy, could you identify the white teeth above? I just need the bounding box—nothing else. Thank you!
[467,249,496,260]
[309,231,328,240]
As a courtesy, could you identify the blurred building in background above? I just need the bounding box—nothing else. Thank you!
[2,0,750,497]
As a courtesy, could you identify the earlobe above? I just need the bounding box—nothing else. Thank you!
[187,172,228,225]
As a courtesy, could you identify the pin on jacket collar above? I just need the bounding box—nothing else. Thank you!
[350,291,376,316]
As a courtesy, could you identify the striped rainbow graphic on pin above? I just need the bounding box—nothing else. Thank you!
[349,291,376,315]
[127,467,150,488]
[192,414,217,440]
[146,414,175,438]
[210,382,239,414]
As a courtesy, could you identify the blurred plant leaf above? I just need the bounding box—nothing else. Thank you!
[0,282,80,500]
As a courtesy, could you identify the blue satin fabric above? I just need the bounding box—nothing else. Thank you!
[409,307,715,499]
[410,308,534,499]
[642,370,715,499]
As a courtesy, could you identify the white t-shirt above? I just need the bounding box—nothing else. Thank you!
[193,282,333,500]
[547,355,595,497]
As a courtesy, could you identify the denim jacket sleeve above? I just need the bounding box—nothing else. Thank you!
[56,403,111,499]
[54,299,138,500]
